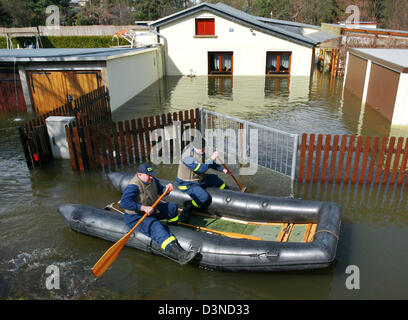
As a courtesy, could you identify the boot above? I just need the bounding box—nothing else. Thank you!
[162,240,199,265]
[179,200,193,222]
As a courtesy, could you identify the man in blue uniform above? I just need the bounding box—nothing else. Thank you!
[120,163,198,264]
[177,137,229,211]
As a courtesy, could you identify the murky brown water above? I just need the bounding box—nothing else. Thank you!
[1,72,408,300]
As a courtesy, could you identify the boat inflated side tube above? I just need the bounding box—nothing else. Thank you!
[108,172,322,223]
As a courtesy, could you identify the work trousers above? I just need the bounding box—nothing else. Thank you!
[123,202,178,250]
[179,174,225,208]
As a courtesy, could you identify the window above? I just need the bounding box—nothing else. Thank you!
[266,52,292,75]
[208,52,233,75]
[195,18,215,36]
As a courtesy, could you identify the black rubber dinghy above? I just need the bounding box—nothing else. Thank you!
[58,172,342,272]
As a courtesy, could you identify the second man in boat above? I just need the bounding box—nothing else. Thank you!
[177,137,229,212]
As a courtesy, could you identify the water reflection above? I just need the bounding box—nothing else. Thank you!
[114,72,391,139]
[264,76,290,97]
[208,76,233,99]
[296,180,408,227]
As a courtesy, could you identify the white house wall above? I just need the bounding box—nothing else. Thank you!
[391,73,408,126]
[159,12,313,76]
[106,46,164,111]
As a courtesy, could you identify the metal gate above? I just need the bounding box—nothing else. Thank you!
[200,108,298,180]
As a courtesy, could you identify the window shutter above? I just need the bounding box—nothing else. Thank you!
[196,19,215,35]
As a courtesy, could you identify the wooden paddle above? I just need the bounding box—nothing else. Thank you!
[178,222,261,240]
[217,156,248,192]
[92,187,170,277]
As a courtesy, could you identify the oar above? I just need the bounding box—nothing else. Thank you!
[92,187,170,277]
[217,156,247,192]
[178,222,261,241]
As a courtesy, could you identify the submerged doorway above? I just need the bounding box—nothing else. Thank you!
[26,70,102,114]
[208,52,233,75]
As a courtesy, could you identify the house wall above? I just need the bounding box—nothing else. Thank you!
[344,53,368,100]
[106,46,164,111]
[365,63,400,122]
[158,11,314,76]
[343,51,408,126]
[390,73,408,136]
[391,73,408,126]
[0,69,26,112]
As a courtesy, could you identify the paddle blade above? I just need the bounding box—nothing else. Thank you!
[92,234,130,277]
[91,188,170,277]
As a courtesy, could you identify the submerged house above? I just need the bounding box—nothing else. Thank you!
[150,2,338,77]
[0,2,338,114]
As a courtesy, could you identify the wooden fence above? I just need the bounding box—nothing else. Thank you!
[298,133,408,186]
[19,86,111,169]
[65,108,200,171]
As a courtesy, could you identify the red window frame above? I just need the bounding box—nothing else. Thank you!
[208,52,233,75]
[266,52,292,75]
[195,18,215,36]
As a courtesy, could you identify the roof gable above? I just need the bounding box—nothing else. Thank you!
[150,2,317,48]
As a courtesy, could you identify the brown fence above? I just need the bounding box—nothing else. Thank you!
[298,133,408,186]
[65,108,200,171]
[19,86,111,169]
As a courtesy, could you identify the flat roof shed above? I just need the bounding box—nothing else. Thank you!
[0,45,164,112]
[344,48,408,125]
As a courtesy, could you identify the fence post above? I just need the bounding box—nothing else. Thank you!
[18,126,33,169]
[199,108,204,139]
[291,134,299,182]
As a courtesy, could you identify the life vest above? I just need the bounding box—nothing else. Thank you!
[123,174,158,214]
[177,147,205,183]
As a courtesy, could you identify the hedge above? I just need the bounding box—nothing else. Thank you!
[0,36,130,49]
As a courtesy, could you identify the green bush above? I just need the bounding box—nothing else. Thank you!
[0,37,9,48]
[0,36,130,49]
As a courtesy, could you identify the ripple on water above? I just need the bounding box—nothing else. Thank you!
[3,248,100,299]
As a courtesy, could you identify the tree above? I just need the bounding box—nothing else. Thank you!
[133,0,162,21]
[0,0,71,27]
[317,0,342,24]
[0,1,12,27]
[253,0,291,20]
[132,0,192,21]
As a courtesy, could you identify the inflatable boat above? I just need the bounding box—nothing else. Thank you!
[58,172,342,272]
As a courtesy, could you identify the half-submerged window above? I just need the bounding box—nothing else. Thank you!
[208,52,233,75]
[196,18,215,36]
[266,52,292,75]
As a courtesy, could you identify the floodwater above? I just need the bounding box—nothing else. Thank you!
[1,72,408,300]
